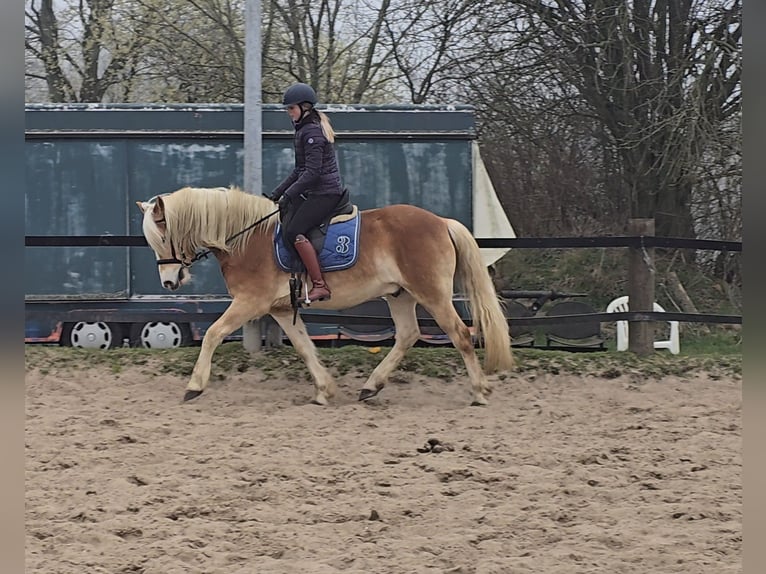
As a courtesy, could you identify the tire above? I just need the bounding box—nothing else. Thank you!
[60,322,124,350]
[129,321,192,349]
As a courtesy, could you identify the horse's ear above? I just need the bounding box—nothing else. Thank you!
[136,201,151,213]
[155,195,165,214]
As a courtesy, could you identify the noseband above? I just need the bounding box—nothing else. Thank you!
[153,216,194,268]
[155,240,194,268]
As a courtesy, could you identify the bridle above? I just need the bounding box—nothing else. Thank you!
[151,206,280,269]
[153,215,194,268]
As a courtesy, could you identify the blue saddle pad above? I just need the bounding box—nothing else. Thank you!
[274,212,361,273]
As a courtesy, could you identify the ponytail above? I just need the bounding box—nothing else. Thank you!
[301,103,336,143]
[317,111,335,143]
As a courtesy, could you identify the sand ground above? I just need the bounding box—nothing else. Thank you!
[26,360,741,573]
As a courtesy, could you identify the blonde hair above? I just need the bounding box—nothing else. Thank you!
[302,103,335,143]
[318,110,335,143]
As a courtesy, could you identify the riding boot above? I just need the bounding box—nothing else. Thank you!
[293,234,332,302]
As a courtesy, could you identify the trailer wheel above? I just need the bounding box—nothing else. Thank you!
[61,321,124,349]
[130,321,192,349]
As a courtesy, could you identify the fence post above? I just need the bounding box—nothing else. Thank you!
[628,219,655,355]
[262,315,283,347]
[241,0,284,353]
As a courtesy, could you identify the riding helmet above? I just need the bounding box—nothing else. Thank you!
[282,83,318,106]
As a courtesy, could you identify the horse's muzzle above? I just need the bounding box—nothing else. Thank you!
[162,267,185,290]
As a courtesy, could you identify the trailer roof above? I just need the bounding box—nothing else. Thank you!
[25,103,476,137]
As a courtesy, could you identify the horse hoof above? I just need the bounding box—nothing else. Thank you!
[358,388,379,401]
[183,390,203,402]
[470,400,488,407]
[309,399,326,406]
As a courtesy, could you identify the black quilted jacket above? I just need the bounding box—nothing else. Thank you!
[272,114,342,200]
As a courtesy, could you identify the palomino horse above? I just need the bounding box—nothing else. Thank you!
[137,186,514,405]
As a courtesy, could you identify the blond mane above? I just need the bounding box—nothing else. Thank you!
[160,186,278,258]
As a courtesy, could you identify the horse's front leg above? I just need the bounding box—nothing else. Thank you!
[270,311,337,405]
[184,298,265,401]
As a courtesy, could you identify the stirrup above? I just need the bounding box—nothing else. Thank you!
[303,281,331,304]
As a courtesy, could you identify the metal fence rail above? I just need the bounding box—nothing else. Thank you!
[25,233,742,330]
[24,235,743,252]
[24,308,742,326]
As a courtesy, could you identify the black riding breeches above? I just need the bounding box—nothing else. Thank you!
[282,193,343,245]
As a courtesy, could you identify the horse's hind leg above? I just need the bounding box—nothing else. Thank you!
[270,311,336,405]
[418,298,491,406]
[358,292,420,401]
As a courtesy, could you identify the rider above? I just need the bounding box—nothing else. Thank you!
[268,82,344,303]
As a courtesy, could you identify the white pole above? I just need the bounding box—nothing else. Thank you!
[242,0,264,353]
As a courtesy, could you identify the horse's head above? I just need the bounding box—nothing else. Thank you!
[136,194,192,291]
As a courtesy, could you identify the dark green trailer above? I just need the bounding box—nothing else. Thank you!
[25,103,514,348]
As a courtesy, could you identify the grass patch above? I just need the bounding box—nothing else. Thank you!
[26,338,741,382]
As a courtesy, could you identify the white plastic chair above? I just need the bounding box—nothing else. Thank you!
[606,295,680,354]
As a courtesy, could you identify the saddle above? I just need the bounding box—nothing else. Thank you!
[277,189,357,314]
[278,189,355,261]
[302,188,355,254]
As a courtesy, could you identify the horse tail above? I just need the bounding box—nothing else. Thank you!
[447,219,514,373]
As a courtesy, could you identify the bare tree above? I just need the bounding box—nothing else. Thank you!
[25,0,152,102]
[25,0,404,103]
[127,0,248,102]
[263,0,401,103]
[382,0,512,104]
[506,0,742,238]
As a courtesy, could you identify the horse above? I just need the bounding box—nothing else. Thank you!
[137,186,514,406]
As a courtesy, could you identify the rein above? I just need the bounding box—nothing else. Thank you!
[156,208,280,268]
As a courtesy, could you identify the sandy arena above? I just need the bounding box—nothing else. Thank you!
[26,359,741,573]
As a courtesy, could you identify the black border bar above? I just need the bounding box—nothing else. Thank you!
[25,235,742,251]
